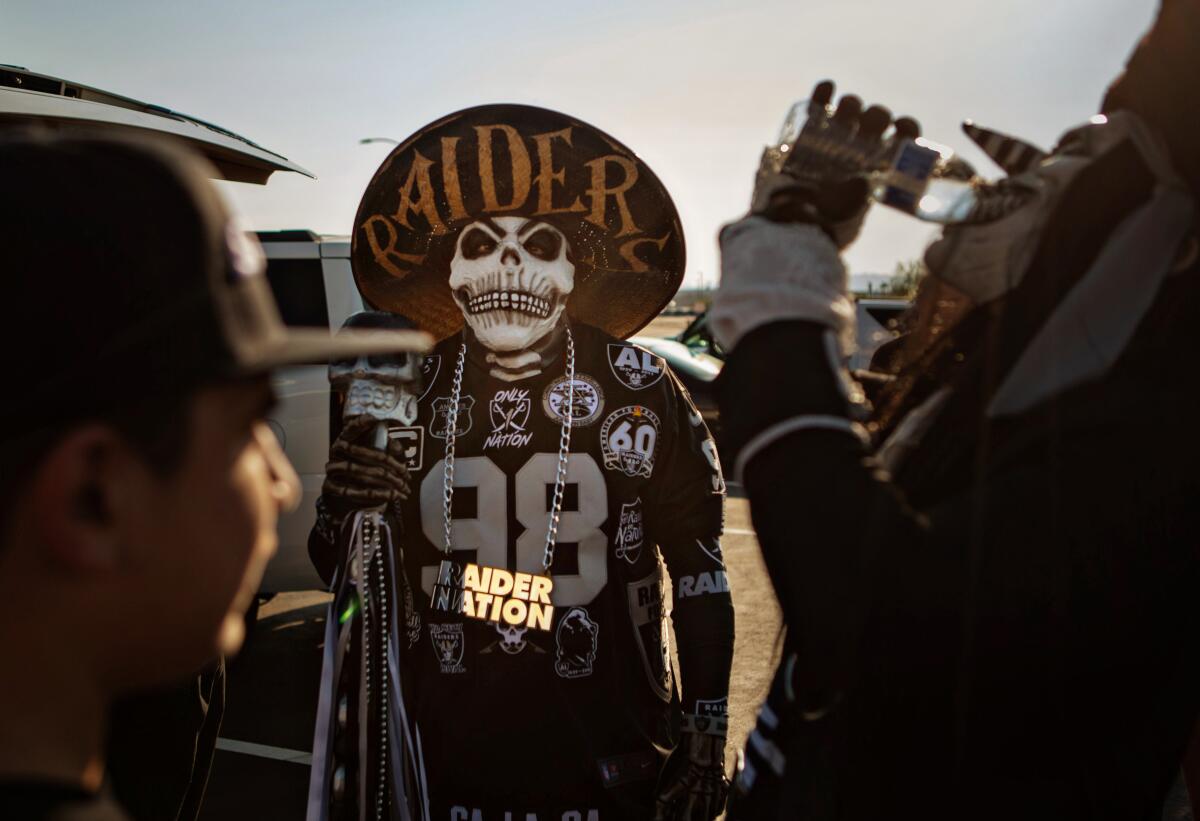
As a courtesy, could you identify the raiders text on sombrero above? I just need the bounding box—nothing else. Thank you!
[361,124,671,277]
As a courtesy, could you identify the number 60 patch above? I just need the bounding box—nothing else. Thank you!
[601,405,661,478]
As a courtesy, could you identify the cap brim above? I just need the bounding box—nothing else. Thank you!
[236,327,433,371]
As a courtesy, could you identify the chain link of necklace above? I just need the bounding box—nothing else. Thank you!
[441,326,575,573]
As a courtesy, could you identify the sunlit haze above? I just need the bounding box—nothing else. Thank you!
[3,0,1157,287]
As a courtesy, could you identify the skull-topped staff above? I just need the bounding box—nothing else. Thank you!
[310,311,429,821]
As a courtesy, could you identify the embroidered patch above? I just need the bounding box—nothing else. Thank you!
[418,355,441,401]
[430,395,474,439]
[614,499,645,564]
[387,425,424,471]
[627,567,672,700]
[542,374,603,426]
[485,387,534,449]
[554,607,599,679]
[697,537,724,567]
[607,343,665,390]
[696,697,728,717]
[429,623,466,674]
[600,405,660,478]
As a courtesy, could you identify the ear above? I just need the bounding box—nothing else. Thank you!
[26,425,140,574]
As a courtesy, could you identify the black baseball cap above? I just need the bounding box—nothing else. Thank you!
[0,130,429,427]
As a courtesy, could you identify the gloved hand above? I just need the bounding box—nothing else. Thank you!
[751,79,921,249]
[319,414,412,530]
[714,81,920,353]
[653,720,729,821]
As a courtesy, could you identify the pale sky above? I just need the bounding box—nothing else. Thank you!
[2,0,1158,287]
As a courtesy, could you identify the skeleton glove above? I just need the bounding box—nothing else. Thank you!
[653,718,729,821]
[751,80,921,249]
[320,414,412,529]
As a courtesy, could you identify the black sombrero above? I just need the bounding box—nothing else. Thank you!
[352,104,686,341]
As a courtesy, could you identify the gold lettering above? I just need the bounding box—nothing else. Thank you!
[584,155,641,237]
[478,565,492,592]
[529,575,553,605]
[474,124,532,213]
[526,602,553,631]
[391,150,448,234]
[441,137,469,222]
[512,572,532,600]
[474,591,493,616]
[489,569,514,597]
[532,128,586,216]
[489,595,504,622]
[501,598,527,626]
[617,233,672,273]
[462,589,476,618]
[360,215,426,278]
[463,563,481,591]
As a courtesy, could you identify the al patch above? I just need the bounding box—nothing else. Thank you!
[607,343,665,390]
[429,623,466,674]
[430,395,474,439]
[543,374,603,427]
[600,405,660,478]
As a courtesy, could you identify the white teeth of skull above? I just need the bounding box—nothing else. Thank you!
[465,289,552,319]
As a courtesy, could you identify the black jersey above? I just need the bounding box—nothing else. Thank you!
[391,321,725,818]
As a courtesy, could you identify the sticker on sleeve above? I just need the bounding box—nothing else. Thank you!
[429,623,466,674]
[695,697,728,717]
[701,437,726,494]
[600,405,660,478]
[614,499,645,564]
[430,395,474,439]
[677,570,730,599]
[543,374,603,426]
[608,344,665,390]
[387,425,424,471]
[554,607,599,679]
[697,537,724,567]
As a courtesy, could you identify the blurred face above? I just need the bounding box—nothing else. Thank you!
[111,378,298,683]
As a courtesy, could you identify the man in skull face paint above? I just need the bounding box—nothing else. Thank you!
[308,105,734,820]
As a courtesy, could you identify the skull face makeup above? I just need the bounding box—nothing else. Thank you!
[449,216,574,354]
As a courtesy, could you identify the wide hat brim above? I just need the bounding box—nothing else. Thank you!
[352,104,685,341]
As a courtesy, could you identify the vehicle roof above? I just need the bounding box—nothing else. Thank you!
[0,65,312,184]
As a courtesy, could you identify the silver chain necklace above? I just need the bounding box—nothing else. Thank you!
[441,325,575,572]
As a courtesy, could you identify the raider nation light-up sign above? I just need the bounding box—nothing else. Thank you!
[432,561,555,630]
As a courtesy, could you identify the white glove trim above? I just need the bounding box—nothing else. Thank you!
[734,414,868,484]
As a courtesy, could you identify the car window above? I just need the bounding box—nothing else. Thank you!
[265,259,329,328]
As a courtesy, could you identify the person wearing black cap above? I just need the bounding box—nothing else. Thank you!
[712,3,1200,818]
[308,105,734,820]
[0,131,425,821]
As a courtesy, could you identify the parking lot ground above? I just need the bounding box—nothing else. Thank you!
[200,489,779,820]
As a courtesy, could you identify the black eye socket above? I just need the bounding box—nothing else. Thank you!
[332,357,357,369]
[461,228,497,260]
[367,352,408,369]
[523,228,562,261]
